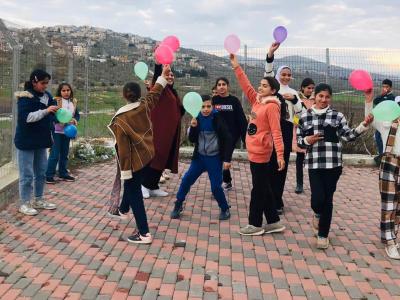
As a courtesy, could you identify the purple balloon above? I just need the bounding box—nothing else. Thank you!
[273,26,288,43]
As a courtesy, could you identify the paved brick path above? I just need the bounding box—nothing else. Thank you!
[0,161,400,299]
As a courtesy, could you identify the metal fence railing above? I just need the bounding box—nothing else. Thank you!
[1,19,400,177]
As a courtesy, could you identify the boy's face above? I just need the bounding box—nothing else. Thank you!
[201,100,213,117]
[381,84,392,96]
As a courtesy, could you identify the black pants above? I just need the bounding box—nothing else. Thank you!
[223,169,232,184]
[296,152,305,185]
[308,167,342,238]
[249,161,280,227]
[121,167,149,235]
[142,167,163,190]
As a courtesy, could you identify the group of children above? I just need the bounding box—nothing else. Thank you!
[14,44,400,260]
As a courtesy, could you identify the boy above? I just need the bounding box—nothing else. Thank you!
[171,95,232,220]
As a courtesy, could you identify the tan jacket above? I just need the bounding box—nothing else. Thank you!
[108,77,167,179]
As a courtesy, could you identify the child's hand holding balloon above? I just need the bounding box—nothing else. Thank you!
[190,118,198,127]
[363,114,374,126]
[230,54,239,69]
[47,106,59,114]
[268,42,280,58]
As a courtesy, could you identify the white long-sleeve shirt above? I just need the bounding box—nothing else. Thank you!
[366,101,400,155]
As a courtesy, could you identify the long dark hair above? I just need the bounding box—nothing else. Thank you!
[24,69,51,91]
[56,82,74,100]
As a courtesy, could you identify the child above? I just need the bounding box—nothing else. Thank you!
[46,83,80,183]
[365,88,400,260]
[108,64,170,244]
[230,54,286,236]
[212,77,248,191]
[14,69,59,215]
[294,78,315,194]
[297,83,372,249]
[264,42,303,213]
[170,95,232,220]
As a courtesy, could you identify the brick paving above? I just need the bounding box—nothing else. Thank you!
[0,160,400,299]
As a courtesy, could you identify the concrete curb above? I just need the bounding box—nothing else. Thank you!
[178,147,377,167]
[0,162,19,209]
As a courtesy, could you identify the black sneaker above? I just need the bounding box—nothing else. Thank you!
[295,183,303,194]
[223,182,233,191]
[107,209,128,220]
[276,207,284,215]
[46,177,56,184]
[60,175,75,182]
[170,201,183,219]
[219,209,231,220]
[127,232,152,244]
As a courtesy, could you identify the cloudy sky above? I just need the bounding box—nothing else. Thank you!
[1,0,399,48]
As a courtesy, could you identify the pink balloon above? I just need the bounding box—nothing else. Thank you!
[349,69,373,91]
[154,44,174,64]
[162,35,180,52]
[224,34,241,54]
[273,26,288,43]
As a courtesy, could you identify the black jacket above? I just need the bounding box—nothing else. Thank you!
[373,92,396,107]
[188,113,233,162]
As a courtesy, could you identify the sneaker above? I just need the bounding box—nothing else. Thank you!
[19,203,39,216]
[141,186,150,199]
[385,243,400,260]
[312,214,320,236]
[59,175,75,182]
[46,177,56,184]
[107,209,128,220]
[317,236,330,249]
[127,232,152,244]
[159,175,166,184]
[219,209,231,220]
[276,207,284,215]
[162,170,171,180]
[264,222,286,234]
[238,224,265,236]
[149,188,169,197]
[170,202,183,219]
[32,199,57,210]
[295,183,303,194]
[222,182,233,191]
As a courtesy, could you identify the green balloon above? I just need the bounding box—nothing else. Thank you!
[134,61,149,81]
[56,108,73,123]
[183,92,202,118]
[372,100,400,122]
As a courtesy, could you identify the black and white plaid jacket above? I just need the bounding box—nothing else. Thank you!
[297,106,366,169]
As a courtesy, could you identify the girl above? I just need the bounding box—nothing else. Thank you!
[294,78,315,194]
[141,64,184,198]
[14,69,58,216]
[297,83,372,249]
[365,89,400,260]
[265,42,303,213]
[230,54,286,236]
[212,77,248,190]
[46,83,80,183]
[108,64,170,244]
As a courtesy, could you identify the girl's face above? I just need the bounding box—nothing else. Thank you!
[217,80,229,97]
[279,68,292,85]
[258,79,275,97]
[32,79,49,93]
[302,84,315,98]
[60,85,71,99]
[201,100,213,117]
[314,90,331,109]
[166,71,174,85]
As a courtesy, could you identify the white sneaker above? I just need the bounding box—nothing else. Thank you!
[385,243,400,260]
[317,236,330,249]
[32,199,56,210]
[141,186,150,199]
[127,232,153,244]
[149,188,169,197]
[19,203,39,216]
[162,170,171,180]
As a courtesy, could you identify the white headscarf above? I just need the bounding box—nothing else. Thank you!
[275,65,299,96]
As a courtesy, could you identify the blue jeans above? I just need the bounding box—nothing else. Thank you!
[122,167,149,235]
[375,130,383,155]
[176,154,229,211]
[17,148,48,204]
[46,133,71,178]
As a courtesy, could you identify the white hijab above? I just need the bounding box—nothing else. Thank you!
[275,65,299,97]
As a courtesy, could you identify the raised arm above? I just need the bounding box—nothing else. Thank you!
[230,54,257,105]
[264,42,280,77]
[144,64,169,109]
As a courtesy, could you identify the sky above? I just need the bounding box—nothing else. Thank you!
[1,0,400,49]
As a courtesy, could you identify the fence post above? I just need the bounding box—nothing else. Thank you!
[83,47,89,137]
[325,48,330,84]
[68,53,74,85]
[46,52,53,85]
[240,44,248,150]
[11,45,20,165]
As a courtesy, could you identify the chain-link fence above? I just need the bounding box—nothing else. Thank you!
[1,20,400,177]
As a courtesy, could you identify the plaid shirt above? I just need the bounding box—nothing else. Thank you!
[297,107,364,169]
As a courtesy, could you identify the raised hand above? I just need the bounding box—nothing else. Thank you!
[230,54,239,69]
[161,64,171,79]
[268,42,280,58]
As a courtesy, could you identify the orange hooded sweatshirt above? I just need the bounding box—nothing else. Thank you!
[234,66,284,163]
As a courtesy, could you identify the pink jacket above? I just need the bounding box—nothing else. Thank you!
[234,66,284,163]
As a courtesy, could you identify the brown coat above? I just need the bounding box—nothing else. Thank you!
[108,79,166,179]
